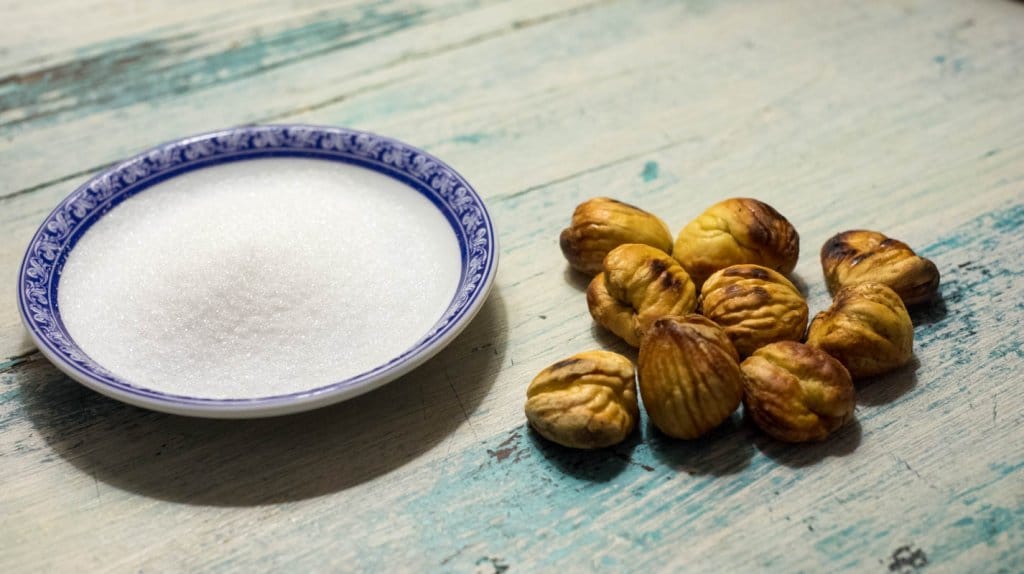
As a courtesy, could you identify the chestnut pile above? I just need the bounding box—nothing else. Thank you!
[526,197,939,448]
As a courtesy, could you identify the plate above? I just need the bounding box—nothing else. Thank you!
[17,125,498,418]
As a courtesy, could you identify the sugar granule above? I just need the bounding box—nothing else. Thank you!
[57,158,462,399]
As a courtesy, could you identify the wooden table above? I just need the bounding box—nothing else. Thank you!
[2,1,1022,571]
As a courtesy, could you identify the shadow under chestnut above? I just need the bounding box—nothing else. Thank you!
[856,356,921,406]
[563,266,593,293]
[645,413,756,476]
[748,413,863,469]
[525,425,642,482]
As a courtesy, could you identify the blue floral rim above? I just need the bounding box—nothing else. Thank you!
[17,125,497,409]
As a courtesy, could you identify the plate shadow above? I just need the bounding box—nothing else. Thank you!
[18,289,509,507]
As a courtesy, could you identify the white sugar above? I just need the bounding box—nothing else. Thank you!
[57,158,461,399]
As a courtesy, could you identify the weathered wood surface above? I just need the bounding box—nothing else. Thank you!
[1,0,1022,571]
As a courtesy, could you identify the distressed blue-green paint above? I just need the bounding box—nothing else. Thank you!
[388,415,877,571]
[449,132,494,145]
[641,160,659,182]
[0,382,25,429]
[988,204,1024,233]
[383,404,840,571]
[907,205,1023,393]
[991,461,1024,477]
[812,521,871,563]
[988,339,1023,359]
[323,0,671,130]
[497,149,682,216]
[0,1,498,132]
[0,356,30,372]
[927,503,1024,569]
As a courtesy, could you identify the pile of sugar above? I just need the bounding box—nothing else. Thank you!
[57,158,461,399]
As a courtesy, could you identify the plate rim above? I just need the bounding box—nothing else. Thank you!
[16,124,498,418]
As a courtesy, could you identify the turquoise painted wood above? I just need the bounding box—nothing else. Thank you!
[1,0,1022,571]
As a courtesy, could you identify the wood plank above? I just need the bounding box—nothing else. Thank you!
[1,0,1022,571]
[3,0,1023,358]
[1,202,1020,572]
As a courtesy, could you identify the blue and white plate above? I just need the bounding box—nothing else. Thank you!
[17,125,498,418]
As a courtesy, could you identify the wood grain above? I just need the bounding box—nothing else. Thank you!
[1,0,1022,571]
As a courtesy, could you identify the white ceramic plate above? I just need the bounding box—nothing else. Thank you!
[17,125,498,418]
